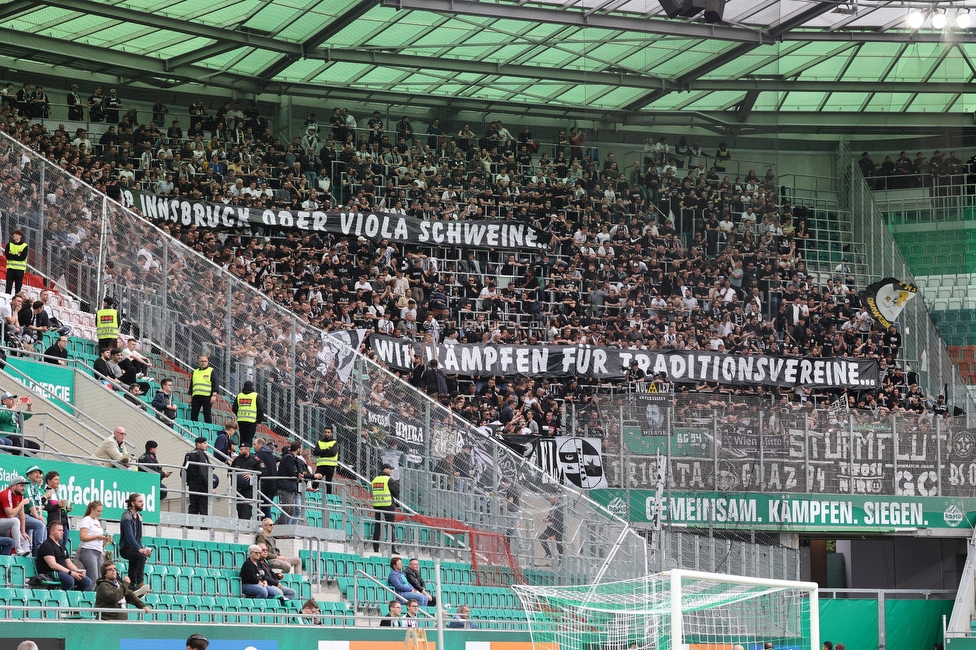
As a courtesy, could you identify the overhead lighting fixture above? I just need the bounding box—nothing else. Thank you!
[659,0,725,23]
[932,10,947,29]
[906,9,924,29]
[957,10,972,28]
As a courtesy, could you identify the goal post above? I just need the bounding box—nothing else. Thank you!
[514,569,819,650]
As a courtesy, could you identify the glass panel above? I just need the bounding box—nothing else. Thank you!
[821,92,870,111]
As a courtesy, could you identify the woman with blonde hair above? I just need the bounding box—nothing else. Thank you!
[78,501,112,581]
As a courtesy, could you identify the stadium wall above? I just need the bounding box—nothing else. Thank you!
[820,598,951,650]
[0,599,951,650]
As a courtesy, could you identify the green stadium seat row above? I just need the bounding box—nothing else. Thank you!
[0,587,70,620]
[0,584,342,623]
[310,551,522,614]
[143,535,251,569]
[137,564,310,601]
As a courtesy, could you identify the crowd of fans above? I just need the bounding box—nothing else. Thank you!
[857,149,976,191]
[0,86,969,628]
[0,86,964,443]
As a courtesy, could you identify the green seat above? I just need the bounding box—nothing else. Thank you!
[10,556,34,585]
[176,567,193,592]
[163,567,180,593]
[64,590,95,619]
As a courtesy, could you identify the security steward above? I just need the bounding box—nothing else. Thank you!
[190,354,217,423]
[4,229,27,295]
[370,463,399,555]
[96,296,119,352]
[232,380,263,449]
[313,426,339,495]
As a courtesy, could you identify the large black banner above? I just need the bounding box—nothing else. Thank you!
[125,189,546,251]
[370,335,879,389]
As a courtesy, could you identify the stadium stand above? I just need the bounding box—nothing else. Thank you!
[0,67,969,650]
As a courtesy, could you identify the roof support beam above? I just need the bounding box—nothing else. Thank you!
[737,90,760,122]
[0,0,34,21]
[321,49,674,89]
[621,2,837,112]
[783,30,976,43]
[381,0,771,43]
[304,0,376,52]
[32,0,302,55]
[0,27,265,94]
[313,58,976,93]
[256,0,378,82]
[167,42,241,70]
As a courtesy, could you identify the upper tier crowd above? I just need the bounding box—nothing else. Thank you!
[0,86,963,427]
[857,149,976,191]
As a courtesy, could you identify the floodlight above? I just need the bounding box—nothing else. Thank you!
[906,10,924,29]
[957,11,972,28]
[932,10,947,29]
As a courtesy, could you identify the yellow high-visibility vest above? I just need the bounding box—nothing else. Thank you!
[236,392,258,422]
[95,308,119,341]
[191,367,214,397]
[372,474,392,507]
[316,439,338,468]
[6,241,27,272]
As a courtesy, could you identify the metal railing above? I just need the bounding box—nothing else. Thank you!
[849,153,975,416]
[564,391,976,498]
[946,526,976,637]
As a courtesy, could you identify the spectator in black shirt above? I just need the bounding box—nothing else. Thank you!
[37,520,93,591]
[44,335,69,365]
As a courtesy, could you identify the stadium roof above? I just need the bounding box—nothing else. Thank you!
[0,0,973,134]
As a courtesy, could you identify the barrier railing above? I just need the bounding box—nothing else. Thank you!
[849,157,975,416]
[0,130,649,586]
[567,390,976,499]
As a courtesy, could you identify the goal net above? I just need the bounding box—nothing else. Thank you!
[513,569,818,650]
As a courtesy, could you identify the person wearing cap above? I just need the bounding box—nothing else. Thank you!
[3,229,27,295]
[22,465,48,554]
[371,463,400,554]
[137,440,171,500]
[189,354,218,424]
[96,296,119,353]
[232,380,264,449]
[184,436,213,516]
[94,426,136,470]
[0,390,38,453]
[0,477,33,555]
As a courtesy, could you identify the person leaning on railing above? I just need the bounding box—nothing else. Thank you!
[94,560,149,619]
